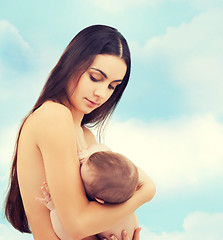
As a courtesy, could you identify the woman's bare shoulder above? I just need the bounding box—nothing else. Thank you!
[35,101,71,116]
[30,101,72,124]
[23,101,73,138]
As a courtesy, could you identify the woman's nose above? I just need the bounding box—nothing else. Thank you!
[93,85,108,99]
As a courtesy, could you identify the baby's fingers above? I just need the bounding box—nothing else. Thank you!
[41,183,50,196]
[43,182,50,193]
[40,184,51,204]
[41,186,49,198]
[36,197,49,206]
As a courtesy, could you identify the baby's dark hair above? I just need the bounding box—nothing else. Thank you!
[83,151,138,203]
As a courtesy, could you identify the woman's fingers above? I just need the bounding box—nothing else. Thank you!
[121,230,130,240]
[109,236,119,240]
[132,228,141,240]
[108,228,142,240]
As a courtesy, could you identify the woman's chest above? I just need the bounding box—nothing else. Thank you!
[76,127,90,151]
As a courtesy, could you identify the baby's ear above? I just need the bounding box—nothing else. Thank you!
[95,198,105,204]
[136,182,143,191]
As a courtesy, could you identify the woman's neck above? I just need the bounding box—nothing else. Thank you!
[64,101,87,150]
[63,99,84,126]
[70,109,84,126]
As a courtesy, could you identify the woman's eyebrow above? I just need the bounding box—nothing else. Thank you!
[91,68,123,83]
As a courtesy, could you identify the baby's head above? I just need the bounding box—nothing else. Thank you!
[81,151,138,204]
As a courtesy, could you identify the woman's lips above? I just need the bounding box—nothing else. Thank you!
[85,98,100,108]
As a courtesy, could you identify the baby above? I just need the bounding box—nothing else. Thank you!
[38,144,140,240]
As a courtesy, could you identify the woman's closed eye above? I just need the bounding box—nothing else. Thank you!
[90,74,116,90]
[108,85,115,90]
[90,74,100,82]
[109,82,122,90]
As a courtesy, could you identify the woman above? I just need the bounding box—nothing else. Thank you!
[5,25,156,240]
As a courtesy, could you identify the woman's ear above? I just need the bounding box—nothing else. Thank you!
[95,198,105,204]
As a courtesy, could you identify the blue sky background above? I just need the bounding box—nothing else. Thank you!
[1,0,223,239]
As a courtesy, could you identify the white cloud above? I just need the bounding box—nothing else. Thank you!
[131,8,223,116]
[0,124,19,167]
[84,0,223,13]
[0,20,59,102]
[0,20,32,75]
[0,20,36,101]
[140,212,223,240]
[84,0,164,13]
[172,0,223,11]
[0,20,30,51]
[104,114,223,191]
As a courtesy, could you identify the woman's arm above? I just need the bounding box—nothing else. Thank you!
[36,103,156,239]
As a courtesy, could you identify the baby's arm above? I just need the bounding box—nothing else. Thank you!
[37,183,73,240]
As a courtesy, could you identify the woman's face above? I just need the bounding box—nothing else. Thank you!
[67,54,127,115]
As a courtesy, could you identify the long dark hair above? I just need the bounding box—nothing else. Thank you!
[4,25,131,233]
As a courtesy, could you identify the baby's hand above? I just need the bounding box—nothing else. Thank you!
[36,182,55,211]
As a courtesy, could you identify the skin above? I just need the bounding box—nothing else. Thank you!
[17,54,156,240]
[79,144,139,239]
[66,54,126,122]
[37,144,139,240]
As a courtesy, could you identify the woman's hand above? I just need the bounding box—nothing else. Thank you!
[102,228,141,240]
